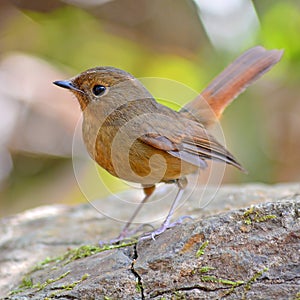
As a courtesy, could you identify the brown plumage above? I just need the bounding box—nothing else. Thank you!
[54,46,283,242]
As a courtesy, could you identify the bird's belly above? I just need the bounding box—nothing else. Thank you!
[95,137,197,185]
[82,120,198,185]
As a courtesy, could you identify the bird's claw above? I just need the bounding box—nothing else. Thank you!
[99,223,155,245]
[139,215,194,241]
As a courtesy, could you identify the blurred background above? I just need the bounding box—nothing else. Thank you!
[0,0,299,217]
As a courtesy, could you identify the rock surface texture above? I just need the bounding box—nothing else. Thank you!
[1,184,299,299]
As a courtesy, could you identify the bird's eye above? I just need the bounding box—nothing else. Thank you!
[92,84,106,96]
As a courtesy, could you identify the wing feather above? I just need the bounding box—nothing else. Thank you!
[139,121,245,172]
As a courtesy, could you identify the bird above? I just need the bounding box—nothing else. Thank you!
[53,46,283,242]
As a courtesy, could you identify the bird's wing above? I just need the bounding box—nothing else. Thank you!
[105,98,244,171]
[138,112,244,171]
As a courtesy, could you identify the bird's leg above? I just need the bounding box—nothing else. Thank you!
[118,185,155,236]
[140,177,190,241]
[103,185,155,244]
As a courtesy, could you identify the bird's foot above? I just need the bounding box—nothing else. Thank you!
[99,223,154,246]
[139,215,194,241]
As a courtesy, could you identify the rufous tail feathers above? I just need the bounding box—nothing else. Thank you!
[180,46,283,126]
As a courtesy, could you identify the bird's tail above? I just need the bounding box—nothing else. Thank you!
[180,46,283,126]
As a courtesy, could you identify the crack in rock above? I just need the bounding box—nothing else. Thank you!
[130,243,145,300]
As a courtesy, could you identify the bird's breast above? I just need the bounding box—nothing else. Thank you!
[81,116,197,185]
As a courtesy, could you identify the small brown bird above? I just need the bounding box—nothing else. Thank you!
[54,46,283,242]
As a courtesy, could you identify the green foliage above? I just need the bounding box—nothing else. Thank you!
[199,266,215,273]
[32,241,137,271]
[9,271,71,295]
[200,275,244,287]
[243,206,276,225]
[260,2,300,71]
[196,240,209,257]
[244,267,269,291]
[1,2,299,215]
[9,242,135,295]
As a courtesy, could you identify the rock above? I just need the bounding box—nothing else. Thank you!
[0,184,299,299]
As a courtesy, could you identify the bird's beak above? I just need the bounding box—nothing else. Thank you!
[53,80,83,93]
